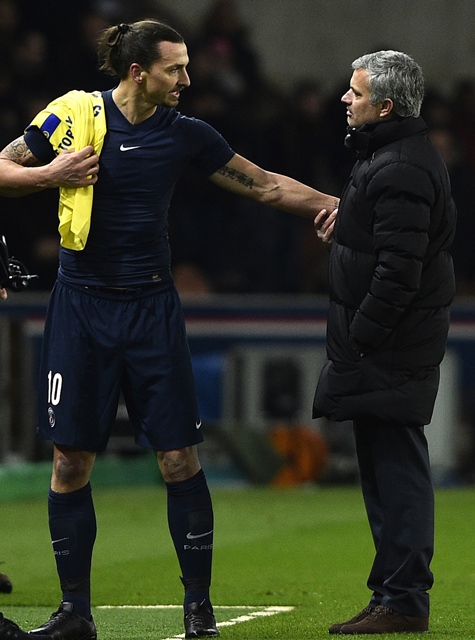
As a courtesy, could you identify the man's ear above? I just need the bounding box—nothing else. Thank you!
[130,63,143,83]
[380,98,394,118]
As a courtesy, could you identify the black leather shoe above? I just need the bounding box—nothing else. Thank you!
[28,603,96,640]
[184,601,219,638]
[0,614,50,640]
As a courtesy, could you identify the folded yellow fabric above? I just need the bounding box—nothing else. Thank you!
[28,90,106,250]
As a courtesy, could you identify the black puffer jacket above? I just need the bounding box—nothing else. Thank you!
[313,116,457,425]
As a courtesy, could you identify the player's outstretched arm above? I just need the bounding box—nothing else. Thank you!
[209,153,339,218]
[0,136,99,197]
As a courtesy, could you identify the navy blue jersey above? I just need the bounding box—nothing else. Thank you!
[26,89,235,286]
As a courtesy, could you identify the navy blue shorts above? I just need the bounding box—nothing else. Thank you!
[37,279,203,453]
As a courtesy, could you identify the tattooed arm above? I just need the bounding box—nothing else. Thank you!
[0,136,100,197]
[209,153,338,218]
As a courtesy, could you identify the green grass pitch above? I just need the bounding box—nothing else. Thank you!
[1,483,475,638]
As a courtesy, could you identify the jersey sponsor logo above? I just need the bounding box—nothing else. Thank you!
[196,420,202,429]
[120,143,141,151]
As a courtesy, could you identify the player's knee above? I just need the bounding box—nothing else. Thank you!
[156,446,200,482]
[52,447,95,491]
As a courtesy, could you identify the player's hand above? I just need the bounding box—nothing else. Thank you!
[48,146,99,188]
[0,287,7,300]
[314,208,337,249]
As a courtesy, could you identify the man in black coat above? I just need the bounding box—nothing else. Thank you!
[313,50,456,634]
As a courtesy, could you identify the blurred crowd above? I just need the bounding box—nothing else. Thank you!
[1,0,475,297]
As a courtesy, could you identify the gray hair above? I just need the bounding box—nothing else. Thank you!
[351,50,424,118]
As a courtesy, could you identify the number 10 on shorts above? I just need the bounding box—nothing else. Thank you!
[48,371,63,406]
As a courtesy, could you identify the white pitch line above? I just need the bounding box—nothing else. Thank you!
[96,605,295,640]
[97,605,274,609]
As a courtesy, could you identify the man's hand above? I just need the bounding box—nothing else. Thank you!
[0,288,7,300]
[0,140,100,196]
[314,208,337,249]
[47,146,99,188]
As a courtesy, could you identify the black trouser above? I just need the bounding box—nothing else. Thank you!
[353,418,434,618]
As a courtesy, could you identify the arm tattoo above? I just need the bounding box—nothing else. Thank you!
[1,136,38,166]
[216,165,254,189]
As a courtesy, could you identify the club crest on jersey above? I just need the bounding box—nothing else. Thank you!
[48,406,56,428]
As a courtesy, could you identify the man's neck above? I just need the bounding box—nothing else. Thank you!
[112,84,157,125]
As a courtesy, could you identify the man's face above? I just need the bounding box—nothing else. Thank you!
[141,41,191,108]
[341,68,383,128]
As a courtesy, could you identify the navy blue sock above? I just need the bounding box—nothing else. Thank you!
[166,469,214,611]
[48,483,96,620]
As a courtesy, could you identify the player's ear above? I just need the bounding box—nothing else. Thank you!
[130,63,144,84]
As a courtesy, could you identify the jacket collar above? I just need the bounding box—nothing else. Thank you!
[344,116,428,159]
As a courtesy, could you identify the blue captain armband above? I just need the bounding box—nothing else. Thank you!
[24,125,56,162]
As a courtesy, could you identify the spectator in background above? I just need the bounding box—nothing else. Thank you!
[190,0,263,107]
